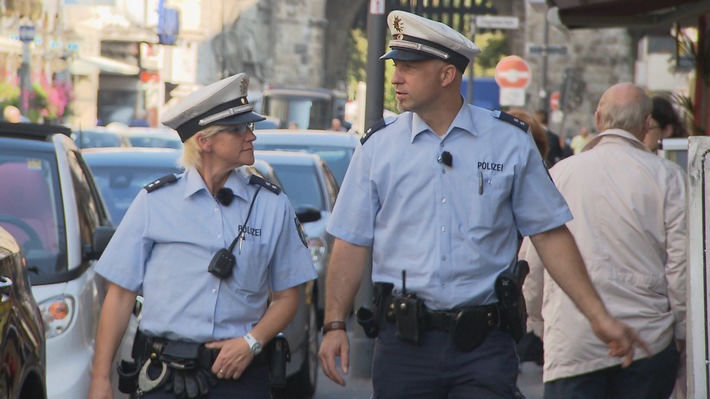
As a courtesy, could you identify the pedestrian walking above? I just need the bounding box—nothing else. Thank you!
[318,11,649,399]
[521,82,686,399]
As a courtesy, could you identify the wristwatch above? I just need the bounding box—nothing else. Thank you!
[243,333,262,356]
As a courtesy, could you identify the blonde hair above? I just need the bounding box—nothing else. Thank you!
[180,125,225,169]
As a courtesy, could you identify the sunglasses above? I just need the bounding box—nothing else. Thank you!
[224,123,255,135]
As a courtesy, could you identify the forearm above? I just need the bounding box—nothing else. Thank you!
[323,239,370,322]
[92,283,138,379]
[529,225,609,326]
[250,286,299,344]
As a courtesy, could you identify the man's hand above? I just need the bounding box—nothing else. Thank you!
[592,315,652,367]
[318,330,350,386]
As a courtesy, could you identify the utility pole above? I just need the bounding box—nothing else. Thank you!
[19,21,35,117]
[351,0,386,379]
[466,22,476,105]
[540,14,549,113]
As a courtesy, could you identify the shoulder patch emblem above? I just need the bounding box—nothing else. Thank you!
[496,111,529,133]
[295,217,308,248]
[144,173,178,193]
[361,116,396,145]
[249,174,281,195]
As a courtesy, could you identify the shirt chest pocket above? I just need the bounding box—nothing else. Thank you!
[234,241,269,293]
[466,171,514,227]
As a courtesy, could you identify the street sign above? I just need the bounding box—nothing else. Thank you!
[528,44,568,56]
[494,55,532,89]
[474,15,519,30]
[550,90,561,111]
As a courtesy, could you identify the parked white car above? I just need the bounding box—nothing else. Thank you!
[0,122,121,399]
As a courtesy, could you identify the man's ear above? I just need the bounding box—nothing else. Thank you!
[440,64,457,87]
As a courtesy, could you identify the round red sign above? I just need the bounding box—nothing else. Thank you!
[494,56,532,89]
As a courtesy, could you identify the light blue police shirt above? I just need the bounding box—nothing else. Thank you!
[96,167,316,342]
[327,104,572,309]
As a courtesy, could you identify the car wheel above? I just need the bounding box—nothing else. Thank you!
[285,300,318,398]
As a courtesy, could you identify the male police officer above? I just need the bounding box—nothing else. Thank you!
[318,10,649,399]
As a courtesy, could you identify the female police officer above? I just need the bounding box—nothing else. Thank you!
[88,73,316,399]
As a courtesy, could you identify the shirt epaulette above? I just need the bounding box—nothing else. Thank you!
[144,173,179,193]
[496,111,529,133]
[361,116,396,145]
[249,174,282,195]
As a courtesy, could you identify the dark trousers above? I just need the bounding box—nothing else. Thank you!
[372,323,519,399]
[141,362,271,399]
[543,341,679,399]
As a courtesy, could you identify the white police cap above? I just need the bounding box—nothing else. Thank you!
[380,10,480,72]
[161,73,266,142]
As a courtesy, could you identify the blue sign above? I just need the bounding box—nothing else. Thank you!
[157,0,179,45]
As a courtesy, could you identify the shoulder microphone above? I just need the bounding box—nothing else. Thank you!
[438,151,453,167]
[215,187,235,206]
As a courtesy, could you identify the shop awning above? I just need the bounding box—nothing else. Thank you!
[70,55,139,76]
[547,0,710,29]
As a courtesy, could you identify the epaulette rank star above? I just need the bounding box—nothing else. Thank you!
[249,174,281,195]
[496,111,529,133]
[144,174,179,193]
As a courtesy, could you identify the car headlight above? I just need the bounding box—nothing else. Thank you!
[39,295,75,339]
[307,237,327,264]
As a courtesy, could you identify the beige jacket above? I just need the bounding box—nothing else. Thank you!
[521,129,687,382]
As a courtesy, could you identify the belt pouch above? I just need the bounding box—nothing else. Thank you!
[160,341,201,367]
[451,308,489,352]
[393,294,425,344]
[269,334,291,388]
[356,307,378,338]
[116,360,140,394]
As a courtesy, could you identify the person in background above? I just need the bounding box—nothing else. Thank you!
[569,126,594,154]
[330,118,347,132]
[644,96,688,152]
[88,73,316,399]
[521,83,686,399]
[534,109,563,167]
[318,10,649,399]
[3,105,24,123]
[508,108,548,161]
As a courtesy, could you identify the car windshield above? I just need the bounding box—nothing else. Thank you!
[253,144,352,185]
[89,166,182,224]
[0,152,67,277]
[268,163,324,211]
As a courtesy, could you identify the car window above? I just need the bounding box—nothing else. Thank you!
[67,151,105,262]
[90,166,182,224]
[268,163,324,211]
[320,161,339,209]
[253,144,353,185]
[0,153,67,277]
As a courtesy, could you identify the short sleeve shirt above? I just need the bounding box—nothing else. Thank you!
[327,104,571,309]
[96,168,316,342]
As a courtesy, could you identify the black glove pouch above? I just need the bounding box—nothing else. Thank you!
[450,307,490,352]
[393,294,425,345]
[159,341,216,399]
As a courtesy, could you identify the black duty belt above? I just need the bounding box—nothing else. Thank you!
[424,304,500,332]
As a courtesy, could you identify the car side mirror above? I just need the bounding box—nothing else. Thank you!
[88,226,116,260]
[296,207,321,224]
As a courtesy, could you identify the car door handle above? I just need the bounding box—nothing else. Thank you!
[0,276,11,303]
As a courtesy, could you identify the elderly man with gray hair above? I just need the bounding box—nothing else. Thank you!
[521,82,687,399]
